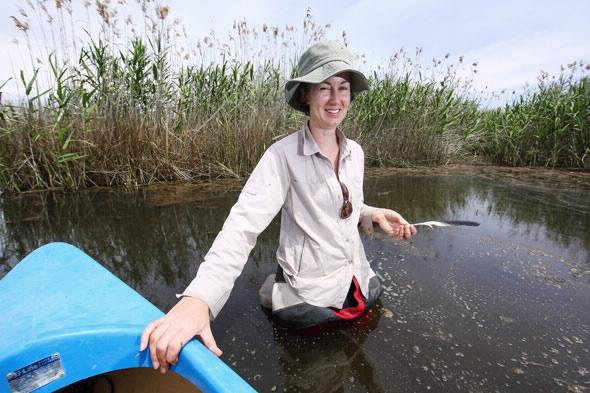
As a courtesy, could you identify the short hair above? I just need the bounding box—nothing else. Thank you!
[297,84,311,115]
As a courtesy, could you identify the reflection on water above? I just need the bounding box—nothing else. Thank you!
[1,174,589,392]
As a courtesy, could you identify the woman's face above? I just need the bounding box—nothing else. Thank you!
[305,72,351,130]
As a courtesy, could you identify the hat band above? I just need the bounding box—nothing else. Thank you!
[298,57,353,79]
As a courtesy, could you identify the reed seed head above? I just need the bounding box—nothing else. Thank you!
[10,16,29,32]
[156,5,169,20]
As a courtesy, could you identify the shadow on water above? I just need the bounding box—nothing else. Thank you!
[1,172,589,392]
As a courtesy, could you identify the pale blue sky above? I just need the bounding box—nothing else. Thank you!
[1,0,589,105]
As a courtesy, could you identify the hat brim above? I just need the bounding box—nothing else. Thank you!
[285,61,369,113]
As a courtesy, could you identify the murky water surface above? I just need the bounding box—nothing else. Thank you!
[1,173,589,392]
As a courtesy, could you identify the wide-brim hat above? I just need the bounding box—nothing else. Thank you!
[285,41,369,113]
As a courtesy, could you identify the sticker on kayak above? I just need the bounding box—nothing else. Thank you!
[6,353,65,393]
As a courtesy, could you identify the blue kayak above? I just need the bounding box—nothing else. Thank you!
[0,242,256,393]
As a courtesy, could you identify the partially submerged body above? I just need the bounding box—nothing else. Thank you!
[141,41,416,373]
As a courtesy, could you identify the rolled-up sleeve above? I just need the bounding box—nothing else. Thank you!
[182,147,289,318]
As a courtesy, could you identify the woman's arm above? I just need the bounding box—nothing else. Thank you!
[356,148,416,240]
[183,148,290,317]
[141,147,290,372]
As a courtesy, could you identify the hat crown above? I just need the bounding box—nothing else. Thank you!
[297,41,355,77]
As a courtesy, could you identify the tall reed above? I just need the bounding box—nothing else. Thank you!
[472,64,590,168]
[347,69,480,167]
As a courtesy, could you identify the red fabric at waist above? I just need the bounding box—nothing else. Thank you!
[334,276,366,320]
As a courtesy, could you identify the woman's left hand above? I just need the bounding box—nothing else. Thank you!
[372,208,417,240]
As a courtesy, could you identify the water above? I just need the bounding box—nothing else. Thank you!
[1,173,589,392]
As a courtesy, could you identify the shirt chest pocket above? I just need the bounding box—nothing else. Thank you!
[292,156,329,184]
[291,157,337,219]
[291,176,332,215]
[291,158,334,202]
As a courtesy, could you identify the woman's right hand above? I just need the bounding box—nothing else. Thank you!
[140,296,222,373]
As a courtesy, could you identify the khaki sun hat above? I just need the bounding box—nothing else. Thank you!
[285,41,369,112]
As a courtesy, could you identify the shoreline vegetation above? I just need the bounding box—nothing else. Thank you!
[0,2,588,192]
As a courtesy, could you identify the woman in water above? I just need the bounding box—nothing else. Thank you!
[141,40,416,373]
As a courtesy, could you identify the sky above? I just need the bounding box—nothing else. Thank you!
[1,0,589,106]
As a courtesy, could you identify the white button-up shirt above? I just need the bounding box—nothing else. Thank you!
[183,123,378,318]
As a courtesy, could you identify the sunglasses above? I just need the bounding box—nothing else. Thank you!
[339,181,353,219]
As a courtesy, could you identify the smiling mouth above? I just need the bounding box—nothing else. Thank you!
[326,109,341,114]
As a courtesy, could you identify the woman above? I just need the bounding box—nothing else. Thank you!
[141,41,416,373]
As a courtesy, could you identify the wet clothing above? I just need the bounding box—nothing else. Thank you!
[182,123,380,321]
[272,265,383,329]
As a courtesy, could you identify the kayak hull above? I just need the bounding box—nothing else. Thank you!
[0,242,255,393]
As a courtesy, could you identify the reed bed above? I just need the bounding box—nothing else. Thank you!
[472,66,590,168]
[347,66,480,167]
[0,2,588,192]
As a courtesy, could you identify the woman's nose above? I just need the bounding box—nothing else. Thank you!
[328,89,339,102]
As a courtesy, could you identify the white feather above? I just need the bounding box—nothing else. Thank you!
[412,221,451,229]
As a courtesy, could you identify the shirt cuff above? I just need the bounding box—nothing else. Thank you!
[359,203,379,222]
[178,277,224,320]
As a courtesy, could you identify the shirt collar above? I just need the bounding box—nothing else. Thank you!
[337,128,352,159]
[302,122,320,156]
[301,122,351,158]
